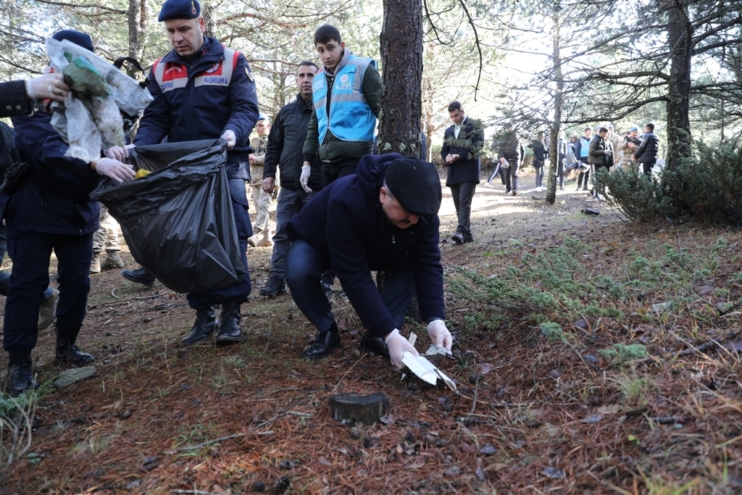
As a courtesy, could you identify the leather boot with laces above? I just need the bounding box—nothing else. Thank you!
[215,302,243,345]
[5,352,38,397]
[55,338,95,367]
[182,307,218,345]
[122,267,156,287]
[259,272,286,298]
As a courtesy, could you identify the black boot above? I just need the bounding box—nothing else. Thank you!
[215,302,243,345]
[6,351,38,397]
[259,272,286,298]
[301,323,341,359]
[182,307,217,345]
[359,332,390,358]
[122,267,156,287]
[55,337,95,367]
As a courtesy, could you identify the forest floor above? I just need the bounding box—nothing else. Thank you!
[1,168,741,494]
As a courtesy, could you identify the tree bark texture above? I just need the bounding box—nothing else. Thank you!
[546,2,564,206]
[127,0,146,70]
[378,0,424,158]
[664,0,692,171]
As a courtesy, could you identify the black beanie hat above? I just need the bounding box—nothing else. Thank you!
[52,30,95,52]
[384,158,442,217]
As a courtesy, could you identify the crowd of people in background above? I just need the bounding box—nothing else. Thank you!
[484,122,661,200]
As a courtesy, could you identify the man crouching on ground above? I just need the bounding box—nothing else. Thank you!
[285,153,453,369]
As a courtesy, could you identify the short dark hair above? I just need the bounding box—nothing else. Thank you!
[314,24,342,45]
[584,127,592,132]
[645,122,655,131]
[298,60,319,71]
[448,101,462,112]
[598,126,608,133]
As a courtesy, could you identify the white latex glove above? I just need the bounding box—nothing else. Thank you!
[300,164,312,193]
[105,144,135,162]
[385,329,419,370]
[221,129,236,150]
[25,73,69,102]
[427,320,453,351]
[94,158,135,183]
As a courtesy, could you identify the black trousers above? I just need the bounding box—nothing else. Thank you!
[3,230,93,354]
[449,181,477,234]
[321,157,362,188]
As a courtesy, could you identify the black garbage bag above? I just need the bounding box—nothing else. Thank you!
[90,139,245,293]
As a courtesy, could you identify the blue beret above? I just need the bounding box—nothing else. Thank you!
[629,126,638,132]
[258,113,268,121]
[158,0,200,22]
[52,30,94,52]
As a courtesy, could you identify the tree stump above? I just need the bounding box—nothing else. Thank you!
[329,393,389,425]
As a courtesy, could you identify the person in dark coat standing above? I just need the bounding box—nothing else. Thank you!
[633,122,660,177]
[498,124,524,196]
[1,30,135,396]
[285,153,452,365]
[0,73,69,118]
[106,0,260,346]
[259,61,322,297]
[588,126,613,200]
[528,131,548,191]
[440,101,484,244]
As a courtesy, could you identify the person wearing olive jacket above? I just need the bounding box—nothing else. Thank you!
[441,101,484,244]
[301,24,381,187]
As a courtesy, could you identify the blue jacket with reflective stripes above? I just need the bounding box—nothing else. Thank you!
[135,37,259,171]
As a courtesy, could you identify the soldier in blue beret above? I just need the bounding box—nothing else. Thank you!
[106,0,260,346]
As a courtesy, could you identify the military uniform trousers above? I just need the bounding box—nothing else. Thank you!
[3,229,93,354]
[249,164,273,233]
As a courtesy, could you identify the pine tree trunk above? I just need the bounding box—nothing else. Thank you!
[664,0,692,172]
[127,0,144,74]
[378,0,423,157]
[546,2,564,205]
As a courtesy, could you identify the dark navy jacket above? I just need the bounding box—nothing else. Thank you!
[1,112,99,235]
[634,132,660,164]
[287,153,445,337]
[135,37,259,172]
[440,117,483,186]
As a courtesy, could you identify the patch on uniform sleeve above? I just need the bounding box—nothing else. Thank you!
[245,67,254,81]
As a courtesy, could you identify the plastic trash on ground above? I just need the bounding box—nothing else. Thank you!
[90,139,245,294]
[402,352,457,391]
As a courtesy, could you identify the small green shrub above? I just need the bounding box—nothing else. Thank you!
[603,140,742,225]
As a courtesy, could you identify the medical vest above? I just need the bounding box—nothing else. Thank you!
[313,55,376,143]
[580,137,590,158]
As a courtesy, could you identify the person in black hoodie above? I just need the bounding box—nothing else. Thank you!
[286,154,453,367]
[633,122,660,176]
